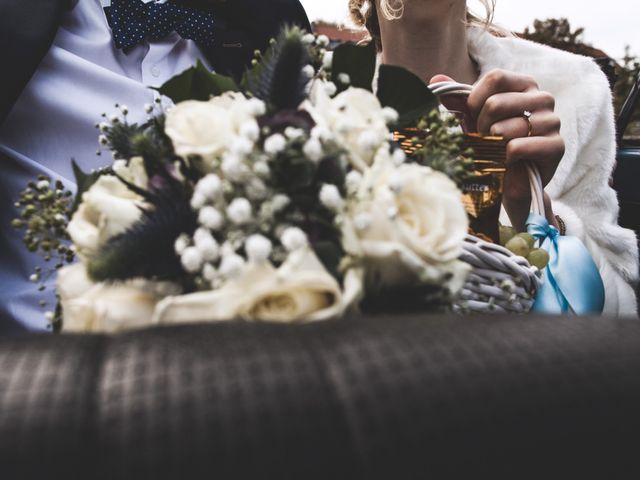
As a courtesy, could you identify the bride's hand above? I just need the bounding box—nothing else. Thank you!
[467,69,565,230]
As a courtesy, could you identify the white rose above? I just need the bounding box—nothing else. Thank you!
[112,155,148,187]
[165,93,261,168]
[153,248,363,324]
[165,100,238,165]
[210,92,262,139]
[346,162,470,293]
[67,157,148,259]
[307,84,390,171]
[58,264,181,333]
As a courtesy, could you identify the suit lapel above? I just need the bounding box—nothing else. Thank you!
[0,0,73,125]
[196,0,311,79]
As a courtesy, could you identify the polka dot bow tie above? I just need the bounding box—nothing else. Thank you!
[104,0,216,50]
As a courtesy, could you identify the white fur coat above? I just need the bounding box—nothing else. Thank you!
[467,28,638,316]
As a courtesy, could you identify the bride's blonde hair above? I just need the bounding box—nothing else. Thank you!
[349,0,498,50]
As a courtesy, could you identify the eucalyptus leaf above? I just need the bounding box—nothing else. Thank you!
[331,41,377,93]
[377,65,439,127]
[158,60,239,103]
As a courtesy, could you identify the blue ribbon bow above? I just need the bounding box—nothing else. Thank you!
[526,213,605,315]
[104,0,216,51]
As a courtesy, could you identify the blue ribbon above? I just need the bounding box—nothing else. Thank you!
[526,213,605,315]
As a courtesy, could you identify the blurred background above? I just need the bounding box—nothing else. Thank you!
[300,0,639,59]
[299,0,640,136]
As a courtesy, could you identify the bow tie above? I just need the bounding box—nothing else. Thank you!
[104,0,216,51]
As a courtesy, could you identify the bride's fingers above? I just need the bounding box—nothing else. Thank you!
[506,134,565,185]
[476,90,556,135]
[490,111,562,140]
[428,74,465,111]
[468,69,538,117]
[429,74,455,84]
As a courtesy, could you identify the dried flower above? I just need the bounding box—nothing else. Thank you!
[319,184,343,211]
[198,206,224,230]
[245,234,273,262]
[264,134,287,154]
[281,227,308,252]
[226,198,252,225]
[181,247,204,273]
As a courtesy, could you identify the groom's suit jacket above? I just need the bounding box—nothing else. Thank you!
[0,0,311,126]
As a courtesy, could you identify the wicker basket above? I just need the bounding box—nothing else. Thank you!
[428,82,545,313]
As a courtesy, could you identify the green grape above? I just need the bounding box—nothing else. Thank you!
[516,232,536,249]
[499,225,517,246]
[505,236,530,257]
[528,248,550,270]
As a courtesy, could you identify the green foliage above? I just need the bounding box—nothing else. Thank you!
[13,176,74,260]
[376,65,439,128]
[104,117,177,176]
[407,110,475,187]
[331,41,377,93]
[158,60,239,103]
[71,160,108,214]
[104,121,145,160]
[265,134,345,277]
[243,26,311,112]
[12,177,76,315]
[313,240,343,279]
[87,184,197,285]
[522,18,587,49]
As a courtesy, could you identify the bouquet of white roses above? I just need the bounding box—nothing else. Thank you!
[14,27,481,333]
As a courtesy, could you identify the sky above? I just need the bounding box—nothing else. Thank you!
[299,0,640,60]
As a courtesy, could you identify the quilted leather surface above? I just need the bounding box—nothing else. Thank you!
[2,314,640,479]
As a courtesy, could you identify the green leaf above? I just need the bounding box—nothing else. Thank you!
[376,65,439,127]
[71,160,103,214]
[331,41,377,92]
[273,156,315,191]
[87,190,197,284]
[158,60,239,103]
[313,240,343,279]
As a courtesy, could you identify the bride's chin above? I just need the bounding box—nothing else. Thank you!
[393,0,466,23]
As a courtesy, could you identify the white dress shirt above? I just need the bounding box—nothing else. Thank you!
[0,0,210,183]
[0,0,211,332]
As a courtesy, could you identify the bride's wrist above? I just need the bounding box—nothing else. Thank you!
[502,195,531,232]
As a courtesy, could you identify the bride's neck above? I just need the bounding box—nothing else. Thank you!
[379,11,478,86]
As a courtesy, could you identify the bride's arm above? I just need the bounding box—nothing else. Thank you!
[545,61,638,315]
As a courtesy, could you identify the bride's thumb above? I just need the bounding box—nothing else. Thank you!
[429,74,455,84]
[428,74,475,132]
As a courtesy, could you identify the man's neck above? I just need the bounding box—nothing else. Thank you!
[379,9,478,86]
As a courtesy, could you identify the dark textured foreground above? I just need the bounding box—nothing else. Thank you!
[1,314,640,479]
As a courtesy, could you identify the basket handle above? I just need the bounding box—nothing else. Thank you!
[428,82,545,217]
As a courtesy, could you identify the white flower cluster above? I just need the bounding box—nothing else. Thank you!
[164,93,342,292]
[304,79,471,294]
[305,81,399,172]
[59,50,472,332]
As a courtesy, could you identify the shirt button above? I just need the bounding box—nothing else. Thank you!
[150,65,160,78]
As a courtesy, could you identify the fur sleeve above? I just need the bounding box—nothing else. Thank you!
[547,59,638,316]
